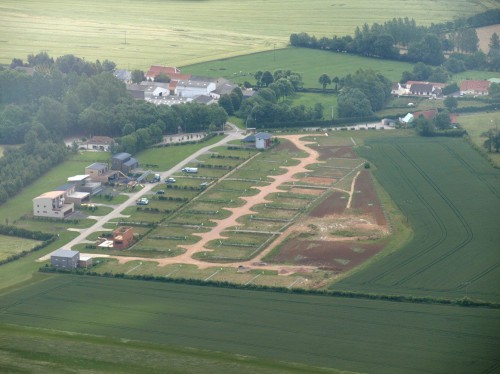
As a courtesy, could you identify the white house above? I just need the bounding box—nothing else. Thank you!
[255,132,273,149]
[176,80,216,98]
[33,191,74,219]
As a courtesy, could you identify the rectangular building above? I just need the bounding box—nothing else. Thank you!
[51,249,80,269]
[33,191,74,219]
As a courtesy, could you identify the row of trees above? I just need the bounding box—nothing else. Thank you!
[289,9,500,70]
[0,134,67,204]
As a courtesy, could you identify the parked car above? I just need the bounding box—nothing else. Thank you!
[156,190,165,195]
[200,182,209,188]
[136,198,149,205]
[165,177,176,184]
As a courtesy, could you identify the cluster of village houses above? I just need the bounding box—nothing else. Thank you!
[392,78,497,125]
[114,65,255,106]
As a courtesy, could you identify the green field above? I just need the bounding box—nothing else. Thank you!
[0,275,499,374]
[334,136,500,302]
[0,0,496,68]
[184,48,417,89]
[0,235,42,261]
[459,111,500,166]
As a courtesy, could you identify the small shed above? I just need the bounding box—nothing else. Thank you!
[113,226,134,250]
[51,249,80,269]
[78,255,93,268]
[255,132,273,149]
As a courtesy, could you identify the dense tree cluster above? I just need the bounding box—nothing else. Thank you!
[0,134,67,204]
[0,53,228,146]
[290,9,500,70]
[231,70,322,127]
[336,69,392,118]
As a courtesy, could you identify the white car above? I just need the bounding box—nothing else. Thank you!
[165,177,176,184]
[136,198,149,205]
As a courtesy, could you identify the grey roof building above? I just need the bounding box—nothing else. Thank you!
[51,249,80,269]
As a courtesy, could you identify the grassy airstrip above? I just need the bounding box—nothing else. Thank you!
[0,275,499,374]
[0,0,497,68]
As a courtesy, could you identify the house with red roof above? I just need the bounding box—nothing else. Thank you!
[460,80,490,96]
[145,66,185,81]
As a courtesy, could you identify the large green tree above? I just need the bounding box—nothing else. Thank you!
[318,74,331,90]
[337,88,373,118]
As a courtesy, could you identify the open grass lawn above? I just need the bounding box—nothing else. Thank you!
[0,275,499,374]
[137,136,224,171]
[459,111,500,166]
[0,235,42,261]
[335,135,500,302]
[1,0,494,68]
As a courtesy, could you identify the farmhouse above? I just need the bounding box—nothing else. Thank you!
[126,84,147,100]
[112,153,139,173]
[175,80,216,98]
[113,69,132,83]
[146,65,181,81]
[112,226,134,249]
[84,136,114,151]
[33,191,74,219]
[50,249,80,269]
[211,80,239,100]
[460,80,490,96]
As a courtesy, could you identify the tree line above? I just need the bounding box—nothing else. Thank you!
[290,9,500,71]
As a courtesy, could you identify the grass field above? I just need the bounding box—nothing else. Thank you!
[0,0,496,68]
[334,135,500,302]
[0,275,499,374]
[0,235,42,261]
[459,111,500,166]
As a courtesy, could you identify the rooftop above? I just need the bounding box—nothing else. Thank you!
[35,191,65,199]
[67,175,90,182]
[51,248,79,258]
[113,152,132,161]
[86,163,108,171]
[255,132,273,140]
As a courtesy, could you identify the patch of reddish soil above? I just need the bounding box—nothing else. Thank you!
[269,239,385,271]
[309,191,348,217]
[350,170,386,225]
[302,176,336,185]
[290,187,324,196]
[317,146,358,160]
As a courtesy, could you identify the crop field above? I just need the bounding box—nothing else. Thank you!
[334,136,500,302]
[0,235,42,261]
[1,0,494,68]
[0,275,499,373]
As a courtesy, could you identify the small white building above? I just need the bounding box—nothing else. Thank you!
[176,80,216,98]
[33,191,74,219]
[255,132,273,149]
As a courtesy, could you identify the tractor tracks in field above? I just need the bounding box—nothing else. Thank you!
[390,143,474,286]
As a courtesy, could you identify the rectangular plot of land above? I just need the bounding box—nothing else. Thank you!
[0,235,42,261]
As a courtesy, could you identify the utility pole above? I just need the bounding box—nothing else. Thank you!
[125,30,127,45]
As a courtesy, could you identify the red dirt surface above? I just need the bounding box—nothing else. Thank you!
[309,191,348,217]
[350,170,386,225]
[302,176,336,185]
[317,146,358,160]
[290,187,325,196]
[269,239,386,271]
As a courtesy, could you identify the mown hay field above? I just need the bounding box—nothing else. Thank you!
[0,275,498,374]
[335,136,500,302]
[0,0,497,68]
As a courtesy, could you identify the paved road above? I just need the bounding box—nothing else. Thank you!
[62,126,244,250]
